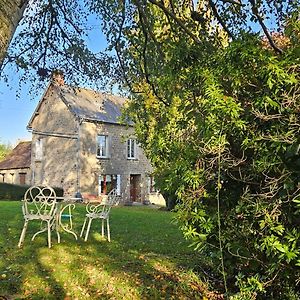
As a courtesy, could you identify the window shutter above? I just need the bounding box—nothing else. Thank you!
[126,139,130,158]
[106,136,110,158]
[147,176,151,193]
[98,175,103,195]
[134,139,137,159]
[116,174,121,196]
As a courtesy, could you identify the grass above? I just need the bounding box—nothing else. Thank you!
[0,201,216,300]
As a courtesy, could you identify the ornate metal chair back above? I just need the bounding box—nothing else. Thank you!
[22,186,57,218]
[80,188,119,242]
[100,188,119,215]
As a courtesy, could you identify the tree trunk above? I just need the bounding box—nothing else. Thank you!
[0,0,29,69]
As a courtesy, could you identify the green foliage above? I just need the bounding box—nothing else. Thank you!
[0,183,63,200]
[95,0,300,298]
[0,141,12,161]
[1,0,114,92]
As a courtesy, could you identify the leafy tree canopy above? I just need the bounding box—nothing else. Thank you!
[1,0,114,92]
[90,0,300,298]
[0,141,12,161]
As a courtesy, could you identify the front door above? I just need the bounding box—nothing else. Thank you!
[19,173,26,185]
[130,174,141,202]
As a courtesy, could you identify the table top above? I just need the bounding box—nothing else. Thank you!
[56,197,84,203]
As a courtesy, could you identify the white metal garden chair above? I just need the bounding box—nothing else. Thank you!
[18,186,58,248]
[80,189,119,242]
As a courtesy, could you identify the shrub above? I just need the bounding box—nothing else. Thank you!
[0,183,64,200]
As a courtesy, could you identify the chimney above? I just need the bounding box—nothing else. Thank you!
[51,70,64,86]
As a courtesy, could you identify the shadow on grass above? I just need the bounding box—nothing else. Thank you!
[0,201,218,300]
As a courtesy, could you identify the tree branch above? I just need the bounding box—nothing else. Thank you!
[54,0,82,35]
[135,1,164,60]
[221,0,243,6]
[114,0,142,95]
[249,0,283,54]
[208,0,234,40]
[146,0,201,44]
[136,1,169,106]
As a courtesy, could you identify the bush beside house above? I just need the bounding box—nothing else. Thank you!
[0,183,63,200]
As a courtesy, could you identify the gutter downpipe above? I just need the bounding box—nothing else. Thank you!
[76,117,83,197]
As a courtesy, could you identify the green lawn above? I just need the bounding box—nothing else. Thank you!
[0,201,213,299]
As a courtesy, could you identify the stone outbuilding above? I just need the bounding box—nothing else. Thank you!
[0,141,31,185]
[27,79,164,205]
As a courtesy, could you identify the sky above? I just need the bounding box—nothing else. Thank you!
[0,75,39,146]
[0,7,107,147]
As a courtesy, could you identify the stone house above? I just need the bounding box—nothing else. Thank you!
[27,78,164,204]
[0,141,31,185]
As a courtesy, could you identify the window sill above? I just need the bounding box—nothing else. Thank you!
[127,157,138,161]
[96,156,110,160]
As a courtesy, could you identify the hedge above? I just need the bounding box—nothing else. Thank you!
[0,183,64,201]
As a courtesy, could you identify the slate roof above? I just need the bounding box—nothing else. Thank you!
[0,141,31,170]
[59,86,128,124]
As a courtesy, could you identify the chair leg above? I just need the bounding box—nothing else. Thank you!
[84,218,92,242]
[56,230,61,244]
[107,218,110,242]
[80,218,87,238]
[101,219,105,237]
[47,222,52,248]
[52,215,60,244]
[18,220,28,248]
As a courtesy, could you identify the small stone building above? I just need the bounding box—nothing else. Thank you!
[27,79,163,204]
[0,141,31,185]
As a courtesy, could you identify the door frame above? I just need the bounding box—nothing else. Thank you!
[130,174,141,202]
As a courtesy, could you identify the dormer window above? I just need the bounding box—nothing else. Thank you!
[97,135,109,158]
[127,138,137,159]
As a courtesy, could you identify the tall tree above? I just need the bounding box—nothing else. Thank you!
[92,0,300,298]
[0,0,112,87]
[0,0,29,69]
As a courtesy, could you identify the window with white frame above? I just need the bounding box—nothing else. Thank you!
[97,135,109,158]
[127,138,136,159]
[98,174,121,196]
[35,139,43,160]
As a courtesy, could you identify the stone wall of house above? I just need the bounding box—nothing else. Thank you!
[30,86,79,196]
[0,168,31,185]
[31,135,78,195]
[28,85,164,204]
[79,121,153,202]
[30,86,78,134]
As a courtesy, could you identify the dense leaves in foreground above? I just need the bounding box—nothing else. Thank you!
[94,1,300,298]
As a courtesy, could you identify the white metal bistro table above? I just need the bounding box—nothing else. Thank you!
[54,197,83,242]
